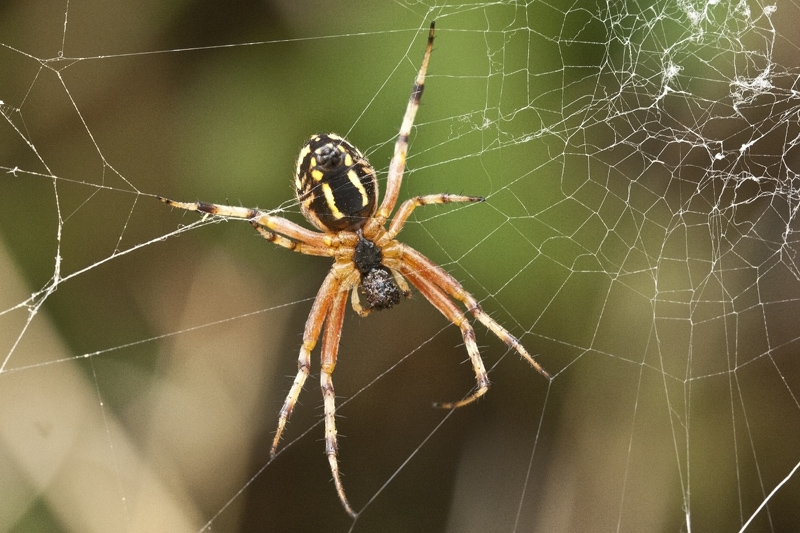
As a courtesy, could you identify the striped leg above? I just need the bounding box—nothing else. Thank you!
[158,197,333,248]
[375,22,436,224]
[401,245,550,380]
[381,194,484,245]
[270,269,339,456]
[250,221,339,257]
[319,280,356,517]
[400,264,490,408]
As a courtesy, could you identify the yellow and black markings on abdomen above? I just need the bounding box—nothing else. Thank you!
[295,133,378,233]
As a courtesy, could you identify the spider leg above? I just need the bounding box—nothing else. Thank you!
[159,196,334,248]
[391,268,412,296]
[399,265,490,408]
[319,280,357,517]
[374,22,435,225]
[350,286,369,317]
[270,269,340,457]
[400,246,550,380]
[250,221,341,257]
[380,194,484,244]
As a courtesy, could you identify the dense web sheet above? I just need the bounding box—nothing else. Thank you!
[2,1,800,531]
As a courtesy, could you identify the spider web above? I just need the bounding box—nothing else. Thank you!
[2,1,799,531]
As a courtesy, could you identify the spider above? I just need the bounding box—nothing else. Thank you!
[159,21,548,518]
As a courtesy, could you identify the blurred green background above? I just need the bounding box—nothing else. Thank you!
[2,1,799,532]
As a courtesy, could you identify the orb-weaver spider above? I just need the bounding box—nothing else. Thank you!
[159,21,549,517]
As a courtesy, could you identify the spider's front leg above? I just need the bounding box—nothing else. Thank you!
[270,269,341,457]
[403,246,550,380]
[319,276,356,518]
[270,262,359,518]
[399,264,491,408]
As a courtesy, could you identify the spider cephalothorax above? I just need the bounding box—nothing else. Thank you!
[353,231,408,311]
[159,21,548,518]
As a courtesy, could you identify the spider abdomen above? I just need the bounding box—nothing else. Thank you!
[295,133,378,232]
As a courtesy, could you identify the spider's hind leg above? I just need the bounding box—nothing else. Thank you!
[158,196,258,219]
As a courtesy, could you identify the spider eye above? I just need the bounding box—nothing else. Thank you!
[295,133,378,232]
